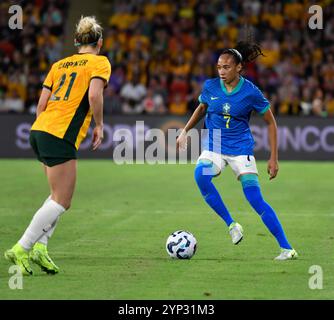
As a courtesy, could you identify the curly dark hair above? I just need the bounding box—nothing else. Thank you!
[221,41,265,64]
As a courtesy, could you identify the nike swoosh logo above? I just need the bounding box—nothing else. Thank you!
[245,164,252,167]
[210,97,219,100]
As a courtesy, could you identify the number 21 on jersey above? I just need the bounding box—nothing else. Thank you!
[51,72,77,101]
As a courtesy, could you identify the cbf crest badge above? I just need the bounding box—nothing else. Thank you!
[222,103,231,115]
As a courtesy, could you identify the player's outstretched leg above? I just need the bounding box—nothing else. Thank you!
[240,174,298,260]
[195,160,243,244]
[4,160,75,275]
[30,195,61,273]
[4,199,65,276]
[4,243,33,276]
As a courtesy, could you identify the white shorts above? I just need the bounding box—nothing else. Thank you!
[197,150,258,179]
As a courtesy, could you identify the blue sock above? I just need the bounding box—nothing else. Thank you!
[240,174,292,249]
[194,161,234,227]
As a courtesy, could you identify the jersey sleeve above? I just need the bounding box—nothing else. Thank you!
[252,86,270,115]
[198,80,210,105]
[91,57,112,88]
[42,64,55,90]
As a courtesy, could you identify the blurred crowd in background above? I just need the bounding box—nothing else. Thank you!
[0,0,68,114]
[1,0,334,117]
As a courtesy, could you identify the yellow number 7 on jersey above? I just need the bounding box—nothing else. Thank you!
[224,115,231,128]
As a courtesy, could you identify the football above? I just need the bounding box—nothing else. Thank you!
[166,230,197,259]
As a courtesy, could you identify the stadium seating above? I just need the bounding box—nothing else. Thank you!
[1,0,333,116]
[0,0,68,114]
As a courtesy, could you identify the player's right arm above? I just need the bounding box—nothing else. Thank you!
[89,78,105,150]
[89,57,112,150]
[176,103,208,150]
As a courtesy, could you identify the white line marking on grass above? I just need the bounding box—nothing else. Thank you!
[145,209,334,217]
[150,209,334,216]
[237,211,334,217]
[74,239,106,243]
[1,207,333,217]
[101,209,123,214]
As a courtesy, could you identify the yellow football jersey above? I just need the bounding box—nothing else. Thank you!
[31,53,111,149]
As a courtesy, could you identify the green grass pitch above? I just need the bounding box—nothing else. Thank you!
[0,160,333,299]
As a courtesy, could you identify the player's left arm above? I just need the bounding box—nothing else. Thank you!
[262,108,279,180]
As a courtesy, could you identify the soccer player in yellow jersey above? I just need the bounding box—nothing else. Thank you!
[4,16,111,275]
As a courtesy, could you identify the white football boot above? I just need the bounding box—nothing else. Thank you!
[229,222,243,245]
[274,248,298,261]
